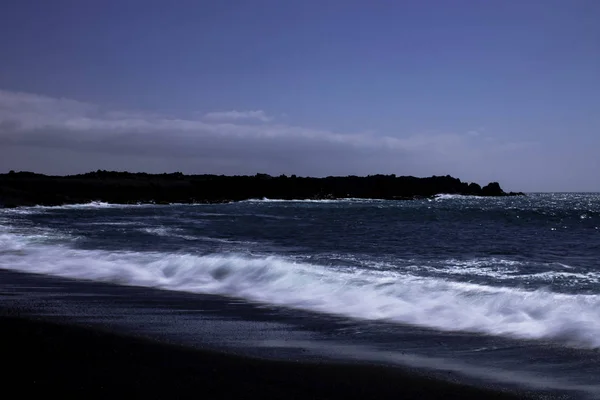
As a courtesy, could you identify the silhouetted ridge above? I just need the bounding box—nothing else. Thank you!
[0,171,523,207]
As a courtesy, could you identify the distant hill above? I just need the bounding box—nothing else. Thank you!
[0,170,524,208]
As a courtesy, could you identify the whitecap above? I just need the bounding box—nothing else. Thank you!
[1,230,600,349]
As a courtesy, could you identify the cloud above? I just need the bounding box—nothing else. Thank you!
[0,89,537,190]
[203,110,274,122]
[0,89,451,151]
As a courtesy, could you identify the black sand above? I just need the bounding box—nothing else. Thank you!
[0,314,532,399]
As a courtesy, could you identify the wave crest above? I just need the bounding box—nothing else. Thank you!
[1,230,599,348]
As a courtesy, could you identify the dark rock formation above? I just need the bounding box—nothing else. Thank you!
[0,171,523,208]
[481,182,504,196]
[466,182,481,195]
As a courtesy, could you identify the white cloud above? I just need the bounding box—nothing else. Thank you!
[203,110,274,122]
[0,89,459,151]
[0,89,536,190]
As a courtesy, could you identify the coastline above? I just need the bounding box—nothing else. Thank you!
[1,312,531,399]
[0,171,524,208]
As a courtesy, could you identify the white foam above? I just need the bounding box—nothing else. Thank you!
[1,202,156,213]
[56,201,123,209]
[394,258,600,286]
[140,227,175,237]
[520,271,600,284]
[28,201,133,209]
[434,194,483,200]
[1,229,600,349]
[91,221,142,227]
[0,201,154,215]
[138,227,255,244]
[241,198,382,203]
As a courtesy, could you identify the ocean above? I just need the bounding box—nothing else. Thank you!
[1,193,599,398]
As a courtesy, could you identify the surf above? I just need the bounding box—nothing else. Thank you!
[1,227,599,349]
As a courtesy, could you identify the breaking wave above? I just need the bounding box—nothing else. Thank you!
[1,228,600,349]
[241,198,383,203]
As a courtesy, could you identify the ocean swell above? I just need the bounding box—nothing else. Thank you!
[1,228,599,349]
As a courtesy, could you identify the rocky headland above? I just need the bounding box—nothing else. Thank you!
[0,170,524,208]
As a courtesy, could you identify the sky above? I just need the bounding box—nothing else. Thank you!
[0,0,598,192]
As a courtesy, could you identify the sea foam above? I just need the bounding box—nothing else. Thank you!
[1,228,599,349]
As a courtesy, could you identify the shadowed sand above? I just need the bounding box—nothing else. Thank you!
[0,313,531,399]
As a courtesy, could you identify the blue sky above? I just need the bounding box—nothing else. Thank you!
[1,0,598,191]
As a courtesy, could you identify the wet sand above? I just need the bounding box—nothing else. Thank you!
[0,312,530,399]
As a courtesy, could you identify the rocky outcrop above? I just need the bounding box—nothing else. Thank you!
[481,182,504,196]
[0,171,523,207]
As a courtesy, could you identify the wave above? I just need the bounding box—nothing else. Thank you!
[50,201,127,209]
[137,226,257,245]
[325,254,600,287]
[0,201,156,214]
[407,258,600,284]
[139,227,196,240]
[91,221,143,227]
[241,198,383,203]
[433,194,485,200]
[1,229,600,349]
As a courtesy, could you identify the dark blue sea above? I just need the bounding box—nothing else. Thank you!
[1,194,599,398]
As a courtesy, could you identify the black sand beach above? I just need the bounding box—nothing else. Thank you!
[0,311,532,400]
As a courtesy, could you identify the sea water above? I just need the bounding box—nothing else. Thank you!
[1,193,599,398]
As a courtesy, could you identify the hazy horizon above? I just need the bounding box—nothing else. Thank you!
[1,1,598,192]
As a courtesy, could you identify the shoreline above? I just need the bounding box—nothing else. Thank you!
[0,312,531,399]
[0,193,522,208]
[0,171,523,208]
